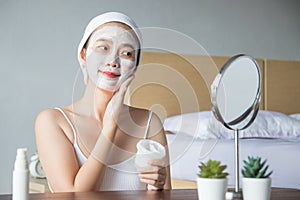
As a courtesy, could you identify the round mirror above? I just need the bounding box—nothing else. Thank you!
[210,54,262,196]
[211,54,261,131]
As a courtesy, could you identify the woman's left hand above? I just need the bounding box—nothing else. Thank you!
[103,75,134,128]
[138,160,167,190]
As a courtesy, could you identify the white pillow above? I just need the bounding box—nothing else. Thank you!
[163,111,219,139]
[163,110,300,139]
[290,113,300,121]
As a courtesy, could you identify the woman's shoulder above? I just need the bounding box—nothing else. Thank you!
[35,108,54,121]
[35,108,63,123]
[35,108,70,133]
[127,106,158,116]
[35,107,75,142]
[127,106,161,122]
[126,106,164,136]
[34,109,59,137]
[127,105,147,112]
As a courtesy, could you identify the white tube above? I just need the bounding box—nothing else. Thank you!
[13,148,29,200]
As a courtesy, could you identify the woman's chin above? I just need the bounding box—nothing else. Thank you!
[96,84,119,92]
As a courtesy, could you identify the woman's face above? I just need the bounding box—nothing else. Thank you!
[84,23,139,91]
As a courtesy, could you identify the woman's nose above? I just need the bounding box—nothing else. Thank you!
[106,54,120,68]
[108,60,119,68]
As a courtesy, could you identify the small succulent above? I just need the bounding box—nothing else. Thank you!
[242,156,273,178]
[198,159,229,179]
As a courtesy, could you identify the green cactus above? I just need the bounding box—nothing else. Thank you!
[198,159,229,179]
[242,156,273,178]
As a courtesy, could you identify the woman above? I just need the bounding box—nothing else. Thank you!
[35,12,171,192]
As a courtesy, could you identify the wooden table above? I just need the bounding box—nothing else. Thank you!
[1,188,300,199]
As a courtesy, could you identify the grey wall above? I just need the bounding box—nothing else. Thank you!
[0,0,299,194]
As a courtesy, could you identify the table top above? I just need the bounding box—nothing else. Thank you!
[1,188,300,200]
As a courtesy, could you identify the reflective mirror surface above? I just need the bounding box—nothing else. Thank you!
[211,54,261,130]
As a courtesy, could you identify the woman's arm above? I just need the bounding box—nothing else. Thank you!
[35,109,117,192]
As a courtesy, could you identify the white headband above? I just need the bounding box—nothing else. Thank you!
[77,12,142,68]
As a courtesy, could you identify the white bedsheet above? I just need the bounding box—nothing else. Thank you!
[167,133,300,189]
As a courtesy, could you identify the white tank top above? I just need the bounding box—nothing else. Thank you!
[54,107,146,191]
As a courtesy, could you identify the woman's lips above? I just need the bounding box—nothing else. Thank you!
[101,71,120,79]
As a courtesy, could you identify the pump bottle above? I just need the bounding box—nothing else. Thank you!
[13,148,29,200]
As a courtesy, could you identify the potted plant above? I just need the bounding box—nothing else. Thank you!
[242,156,273,200]
[197,159,229,200]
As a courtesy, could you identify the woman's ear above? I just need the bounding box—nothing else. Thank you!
[79,48,89,85]
[79,48,87,67]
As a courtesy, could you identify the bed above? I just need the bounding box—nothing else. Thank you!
[126,52,300,189]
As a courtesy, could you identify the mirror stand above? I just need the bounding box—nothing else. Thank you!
[233,129,243,198]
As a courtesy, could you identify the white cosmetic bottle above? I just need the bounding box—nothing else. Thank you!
[13,148,29,200]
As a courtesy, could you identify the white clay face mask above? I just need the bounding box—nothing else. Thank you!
[85,26,139,91]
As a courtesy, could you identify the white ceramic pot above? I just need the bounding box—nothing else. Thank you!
[197,178,227,200]
[242,177,271,200]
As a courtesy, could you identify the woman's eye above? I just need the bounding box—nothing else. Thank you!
[121,51,133,58]
[93,43,109,52]
[98,46,108,51]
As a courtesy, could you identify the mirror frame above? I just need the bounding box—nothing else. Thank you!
[210,54,261,131]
